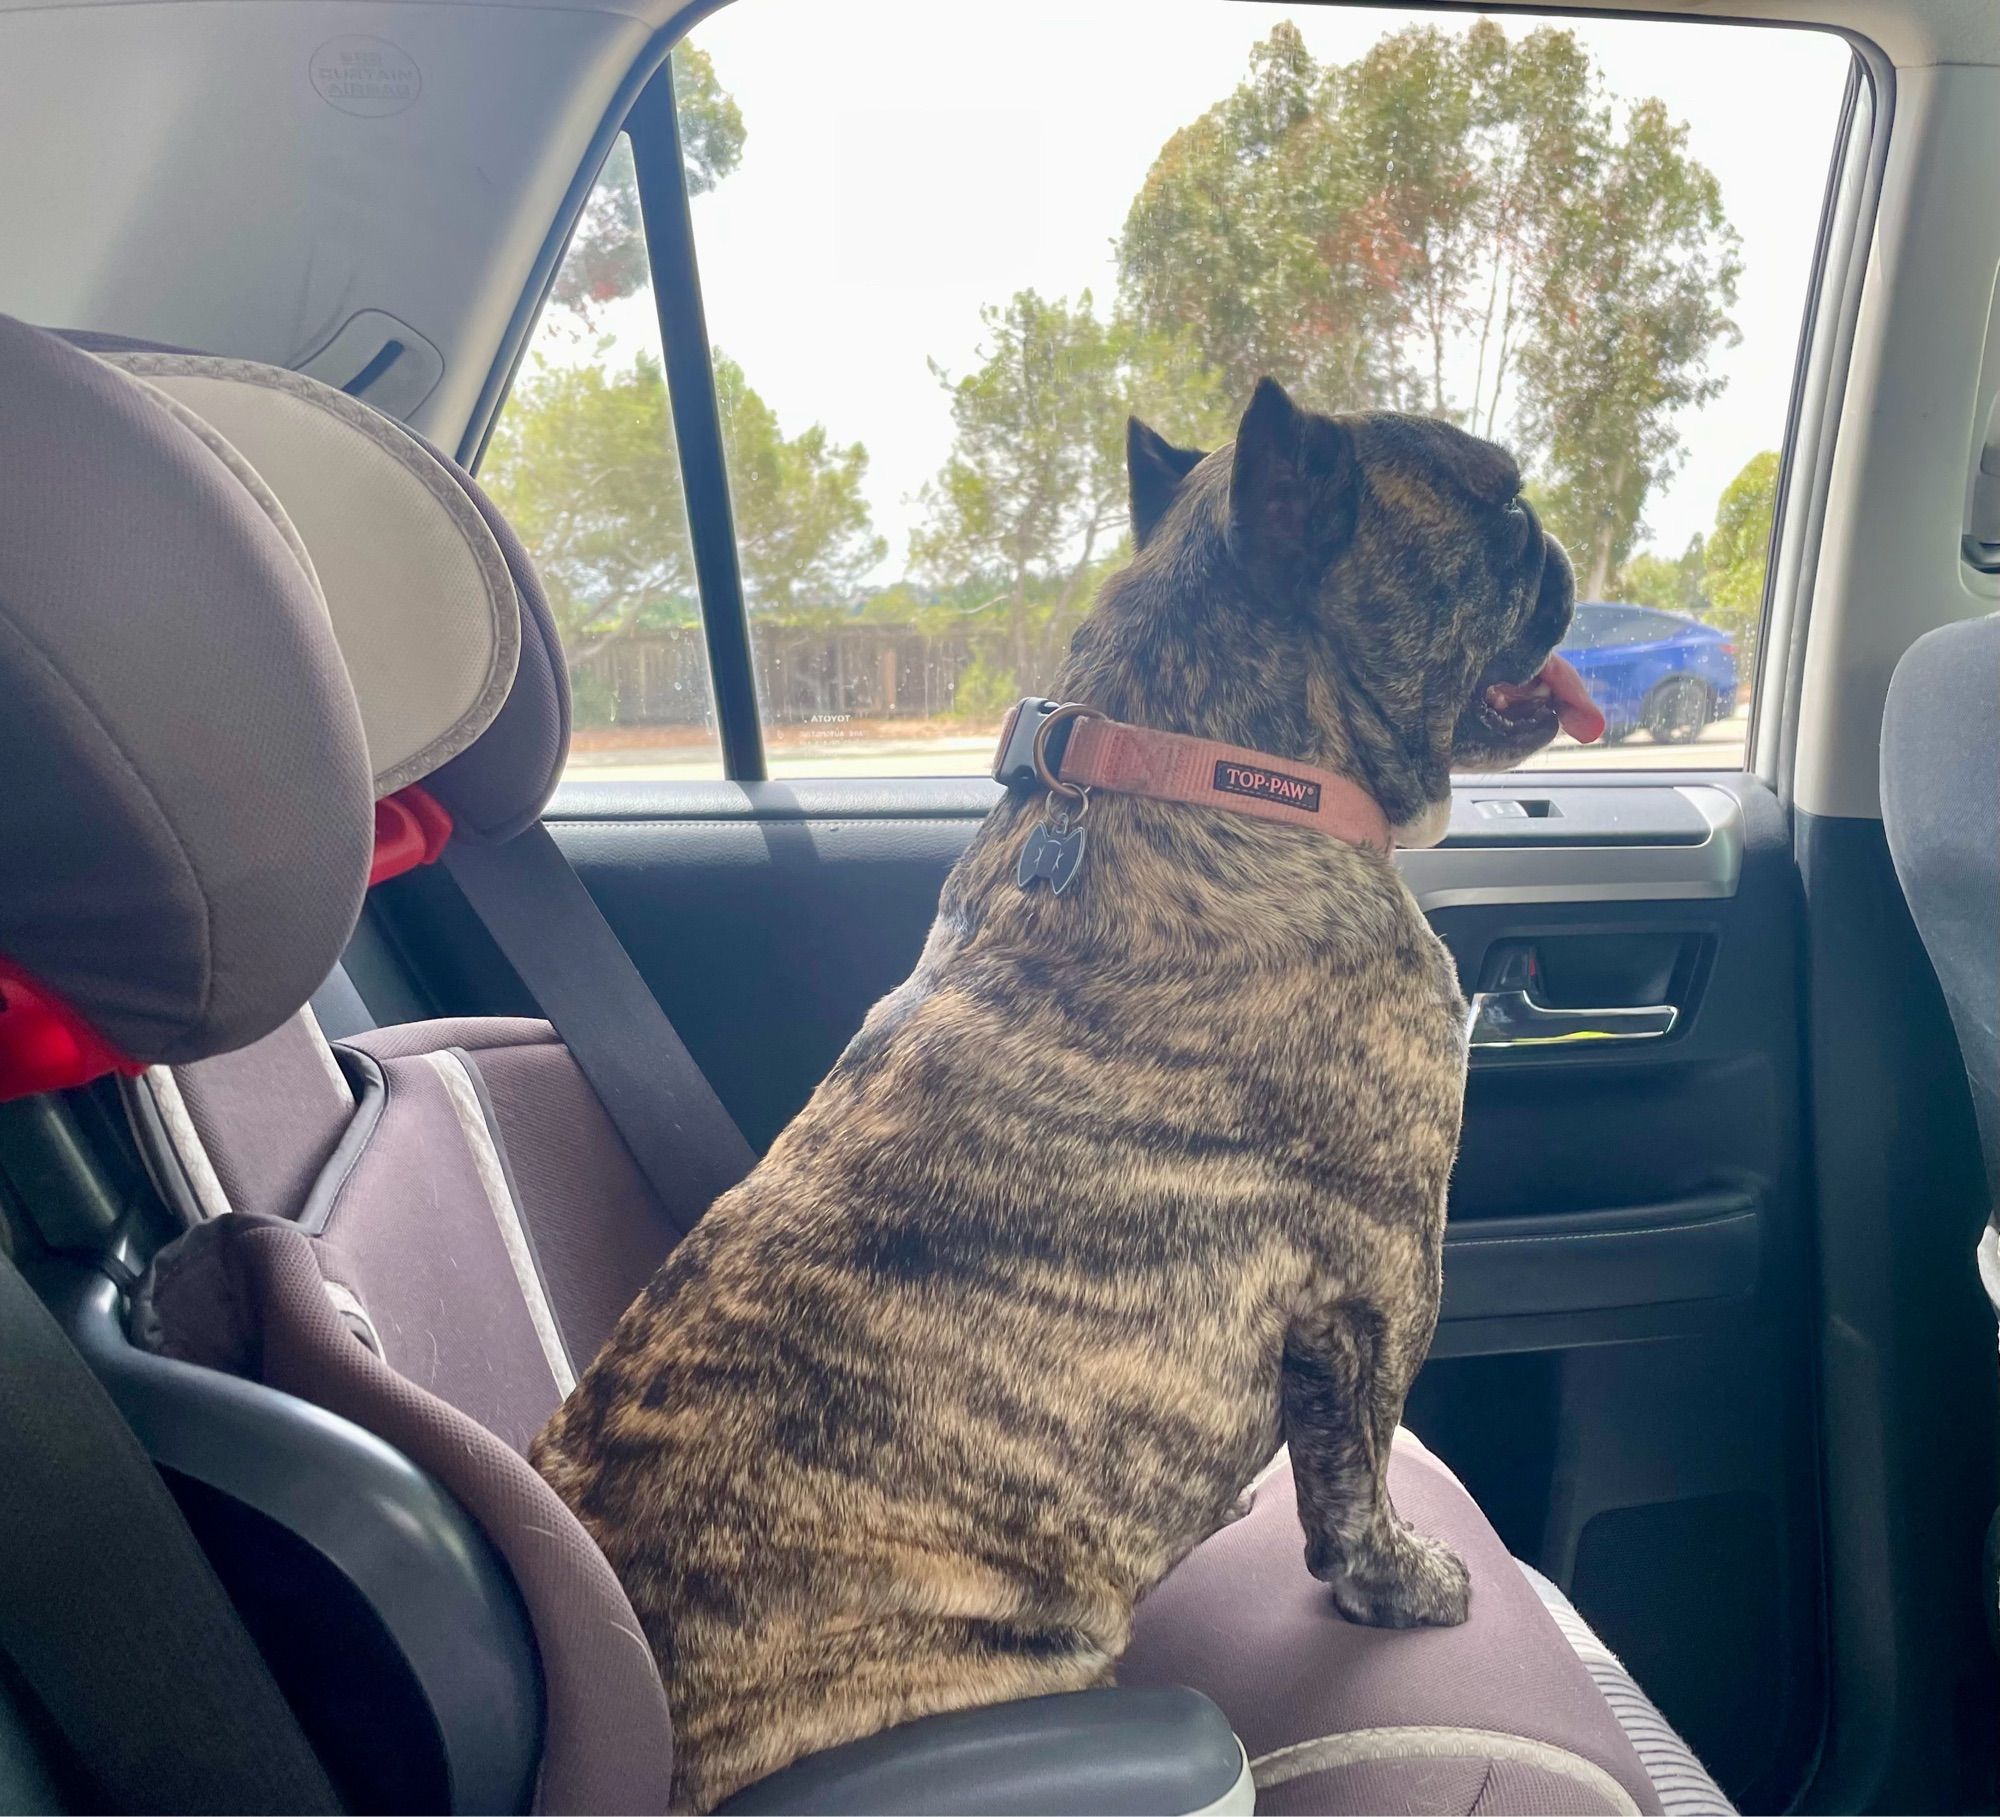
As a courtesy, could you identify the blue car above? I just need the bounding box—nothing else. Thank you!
[1558,602,1740,744]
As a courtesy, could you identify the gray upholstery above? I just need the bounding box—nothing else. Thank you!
[148,1015,688,1452]
[138,1213,676,1816]
[96,352,521,802]
[0,313,372,1063]
[1881,612,2000,1657]
[138,1012,355,1223]
[1881,613,2000,1206]
[416,439,573,843]
[61,332,567,839]
[1121,1435,1662,1815]
[1521,1566,1730,1817]
[298,1043,572,1453]
[349,1018,681,1366]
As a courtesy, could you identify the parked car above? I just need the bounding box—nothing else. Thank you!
[1558,602,1739,743]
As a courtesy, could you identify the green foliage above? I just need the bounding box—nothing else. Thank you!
[672,43,747,199]
[1614,449,1778,668]
[491,39,877,722]
[1117,22,1739,601]
[715,359,885,625]
[1618,535,1708,616]
[910,288,1229,690]
[482,349,697,687]
[549,47,744,326]
[1118,23,1417,412]
[950,656,1024,720]
[1516,97,1740,594]
[480,347,884,707]
[1702,450,1779,659]
[497,23,1755,731]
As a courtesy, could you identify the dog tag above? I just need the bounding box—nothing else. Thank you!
[1018,819,1087,894]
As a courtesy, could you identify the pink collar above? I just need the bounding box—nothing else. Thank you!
[992,699,1391,855]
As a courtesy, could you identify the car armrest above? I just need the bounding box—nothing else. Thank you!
[716,1686,1253,1816]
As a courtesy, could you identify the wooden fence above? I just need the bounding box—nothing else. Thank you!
[581,624,983,727]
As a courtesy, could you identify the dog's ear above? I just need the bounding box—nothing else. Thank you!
[1127,417,1206,549]
[1228,377,1356,599]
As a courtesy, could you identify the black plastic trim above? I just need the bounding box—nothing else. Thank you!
[458,2,734,472]
[718,1687,1244,1816]
[1768,39,1894,801]
[545,772,1759,828]
[55,1271,542,1816]
[1794,808,1997,1811]
[627,59,765,782]
[1440,1191,1759,1325]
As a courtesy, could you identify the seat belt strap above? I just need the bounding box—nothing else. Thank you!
[443,825,757,1240]
[0,1246,341,1814]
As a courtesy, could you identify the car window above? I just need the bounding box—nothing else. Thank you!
[1597,607,1674,647]
[479,122,725,782]
[549,7,1848,781]
[1565,604,1613,648]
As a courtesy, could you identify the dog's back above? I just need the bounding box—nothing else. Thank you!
[534,387,1582,1813]
[531,832,1458,1810]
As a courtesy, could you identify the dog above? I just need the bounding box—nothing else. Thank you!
[531,377,1603,1812]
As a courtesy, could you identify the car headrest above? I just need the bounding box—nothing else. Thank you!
[96,354,515,789]
[95,352,572,847]
[0,315,375,1093]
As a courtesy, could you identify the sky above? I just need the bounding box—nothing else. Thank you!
[610,2,1853,582]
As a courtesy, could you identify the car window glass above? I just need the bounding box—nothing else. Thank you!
[554,7,1848,779]
[480,125,725,782]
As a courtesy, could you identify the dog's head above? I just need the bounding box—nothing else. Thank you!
[1120,380,1600,846]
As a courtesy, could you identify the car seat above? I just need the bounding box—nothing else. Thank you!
[0,312,1727,1815]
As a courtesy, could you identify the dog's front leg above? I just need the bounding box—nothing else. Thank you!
[1279,1298,1471,1629]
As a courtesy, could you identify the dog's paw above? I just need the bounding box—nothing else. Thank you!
[1308,1525,1472,1629]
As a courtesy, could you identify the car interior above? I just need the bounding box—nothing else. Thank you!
[0,0,1995,1813]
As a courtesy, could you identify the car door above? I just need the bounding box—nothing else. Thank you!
[373,10,1877,1811]
[1584,606,1674,733]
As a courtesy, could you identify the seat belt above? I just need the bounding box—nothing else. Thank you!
[442,825,757,1241]
[0,1246,341,1815]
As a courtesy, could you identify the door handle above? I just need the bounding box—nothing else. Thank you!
[1467,988,1677,1049]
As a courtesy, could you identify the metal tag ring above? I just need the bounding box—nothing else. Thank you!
[1032,703,1093,806]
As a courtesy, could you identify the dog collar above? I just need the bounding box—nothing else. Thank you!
[992,697,1392,857]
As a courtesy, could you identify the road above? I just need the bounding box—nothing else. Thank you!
[563,707,1749,786]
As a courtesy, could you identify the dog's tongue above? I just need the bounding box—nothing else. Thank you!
[1485,653,1606,744]
[1536,652,1605,744]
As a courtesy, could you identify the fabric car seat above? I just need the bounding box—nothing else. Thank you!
[0,311,1727,1815]
[1880,611,2000,1646]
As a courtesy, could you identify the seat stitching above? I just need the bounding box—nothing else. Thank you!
[1248,1724,1640,1815]
[1446,1211,1754,1248]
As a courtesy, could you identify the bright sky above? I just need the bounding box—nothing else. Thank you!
[650,2,1851,579]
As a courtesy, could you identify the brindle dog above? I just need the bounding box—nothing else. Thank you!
[532,378,1584,1812]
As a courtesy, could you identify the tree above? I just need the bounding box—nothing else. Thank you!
[482,350,696,689]
[1619,535,1709,616]
[1702,450,1779,662]
[1459,24,1604,436]
[549,46,744,326]
[1513,98,1740,595]
[487,34,883,721]
[910,289,1228,690]
[1118,23,1419,413]
[480,348,884,705]
[715,359,885,624]
[1116,21,1738,590]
